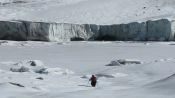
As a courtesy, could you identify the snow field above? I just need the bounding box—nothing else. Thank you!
[1,41,175,98]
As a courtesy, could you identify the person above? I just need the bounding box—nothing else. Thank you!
[89,75,97,87]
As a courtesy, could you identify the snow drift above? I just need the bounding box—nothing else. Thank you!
[0,19,174,42]
[147,73,175,90]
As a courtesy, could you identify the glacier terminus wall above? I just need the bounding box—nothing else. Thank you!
[0,19,174,42]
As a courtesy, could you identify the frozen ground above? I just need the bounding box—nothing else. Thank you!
[0,0,175,24]
[0,41,175,98]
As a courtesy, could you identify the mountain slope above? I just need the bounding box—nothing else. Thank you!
[0,0,175,24]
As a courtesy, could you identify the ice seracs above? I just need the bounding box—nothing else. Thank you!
[0,19,174,42]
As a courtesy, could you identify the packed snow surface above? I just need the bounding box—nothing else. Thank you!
[0,0,175,24]
[1,41,175,98]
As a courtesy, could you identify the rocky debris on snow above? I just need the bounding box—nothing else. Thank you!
[9,60,74,75]
[10,65,30,72]
[105,60,121,66]
[0,0,27,6]
[106,59,142,66]
[118,59,142,65]
[10,60,48,74]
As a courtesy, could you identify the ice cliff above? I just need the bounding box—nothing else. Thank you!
[0,19,174,42]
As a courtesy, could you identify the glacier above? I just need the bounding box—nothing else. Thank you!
[0,19,174,42]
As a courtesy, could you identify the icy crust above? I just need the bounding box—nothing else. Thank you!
[0,19,173,42]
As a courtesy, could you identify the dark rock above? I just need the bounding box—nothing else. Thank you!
[9,82,25,87]
[30,61,37,66]
[36,77,44,80]
[35,68,48,74]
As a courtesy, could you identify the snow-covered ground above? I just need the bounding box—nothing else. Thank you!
[1,41,175,98]
[0,0,175,97]
[0,0,175,24]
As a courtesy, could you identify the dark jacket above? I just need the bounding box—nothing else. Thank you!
[89,75,97,87]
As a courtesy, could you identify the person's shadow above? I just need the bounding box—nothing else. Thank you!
[78,85,91,87]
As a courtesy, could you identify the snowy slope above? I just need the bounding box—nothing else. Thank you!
[1,41,175,98]
[0,0,175,24]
